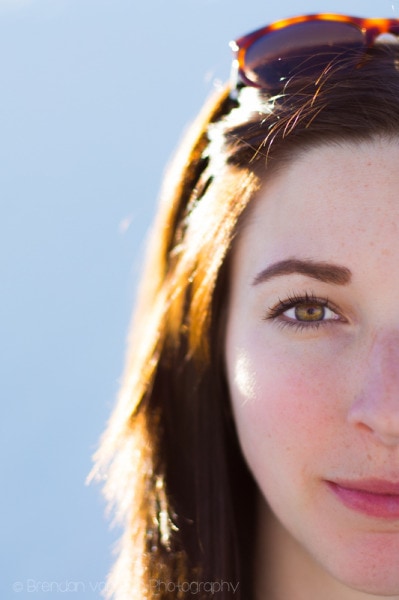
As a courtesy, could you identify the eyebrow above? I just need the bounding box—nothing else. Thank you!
[252,258,352,286]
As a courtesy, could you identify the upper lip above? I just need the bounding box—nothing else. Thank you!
[330,478,399,495]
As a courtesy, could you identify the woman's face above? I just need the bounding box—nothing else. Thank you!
[225,138,399,597]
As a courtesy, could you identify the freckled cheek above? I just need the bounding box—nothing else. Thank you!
[228,340,345,467]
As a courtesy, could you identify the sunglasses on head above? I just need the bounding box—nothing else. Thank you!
[229,14,399,93]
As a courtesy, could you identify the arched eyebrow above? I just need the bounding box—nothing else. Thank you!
[252,259,352,286]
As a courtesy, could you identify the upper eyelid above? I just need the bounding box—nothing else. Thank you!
[270,293,334,311]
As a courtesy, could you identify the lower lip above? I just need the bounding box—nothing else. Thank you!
[327,482,399,519]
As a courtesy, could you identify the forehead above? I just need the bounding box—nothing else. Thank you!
[231,137,399,281]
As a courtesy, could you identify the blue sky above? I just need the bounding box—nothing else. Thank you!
[1,0,388,597]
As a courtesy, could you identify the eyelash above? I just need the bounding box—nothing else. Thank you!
[264,291,342,332]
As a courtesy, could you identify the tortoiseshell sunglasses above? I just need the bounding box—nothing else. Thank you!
[230,14,399,92]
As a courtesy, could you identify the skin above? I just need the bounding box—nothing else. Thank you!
[224,138,399,599]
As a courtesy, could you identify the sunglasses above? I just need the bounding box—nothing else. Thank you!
[230,14,399,92]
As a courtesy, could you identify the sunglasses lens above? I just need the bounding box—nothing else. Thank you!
[241,21,365,89]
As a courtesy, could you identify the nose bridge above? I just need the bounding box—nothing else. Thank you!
[348,328,399,446]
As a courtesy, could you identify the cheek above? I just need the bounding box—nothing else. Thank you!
[226,333,345,492]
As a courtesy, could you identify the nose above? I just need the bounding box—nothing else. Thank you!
[348,330,399,446]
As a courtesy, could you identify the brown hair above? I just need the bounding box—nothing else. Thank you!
[92,44,399,599]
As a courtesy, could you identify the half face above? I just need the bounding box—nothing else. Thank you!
[224,138,399,597]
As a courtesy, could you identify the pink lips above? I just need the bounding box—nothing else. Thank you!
[327,479,399,519]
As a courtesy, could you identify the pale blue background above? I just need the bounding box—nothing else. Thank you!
[0,0,388,597]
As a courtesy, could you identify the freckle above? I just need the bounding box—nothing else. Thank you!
[367,453,372,462]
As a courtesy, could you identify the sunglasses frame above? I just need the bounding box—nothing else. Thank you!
[230,13,399,92]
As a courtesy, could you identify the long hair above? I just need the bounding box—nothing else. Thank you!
[92,44,399,599]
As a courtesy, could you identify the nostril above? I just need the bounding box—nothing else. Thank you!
[355,422,373,435]
[348,394,399,446]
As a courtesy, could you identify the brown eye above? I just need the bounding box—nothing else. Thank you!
[282,301,339,324]
[267,295,342,329]
[295,303,325,321]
